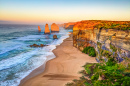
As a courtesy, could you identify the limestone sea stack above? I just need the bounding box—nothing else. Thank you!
[38,26,41,32]
[44,24,50,34]
[53,35,58,39]
[51,23,59,32]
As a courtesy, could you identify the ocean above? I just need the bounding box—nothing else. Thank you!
[0,24,72,86]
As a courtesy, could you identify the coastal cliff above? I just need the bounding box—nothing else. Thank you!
[66,20,130,86]
[73,20,130,63]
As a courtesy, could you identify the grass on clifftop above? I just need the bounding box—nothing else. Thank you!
[94,22,130,31]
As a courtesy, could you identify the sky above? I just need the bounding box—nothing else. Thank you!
[0,0,130,24]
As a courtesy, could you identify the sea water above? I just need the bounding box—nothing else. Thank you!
[0,24,72,86]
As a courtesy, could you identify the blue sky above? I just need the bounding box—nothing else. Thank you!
[0,0,130,24]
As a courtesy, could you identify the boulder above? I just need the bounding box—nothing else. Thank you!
[53,35,58,39]
[30,44,39,47]
[38,26,41,32]
[29,44,45,47]
[40,44,44,47]
[44,24,50,34]
[51,23,59,32]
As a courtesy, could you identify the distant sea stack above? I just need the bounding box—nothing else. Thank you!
[44,24,50,34]
[38,26,41,32]
[51,23,59,32]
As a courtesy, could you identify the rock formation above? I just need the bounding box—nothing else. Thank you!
[29,44,45,47]
[53,35,58,39]
[38,26,41,32]
[73,20,130,63]
[44,24,50,34]
[51,23,59,32]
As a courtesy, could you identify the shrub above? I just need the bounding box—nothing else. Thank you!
[85,58,130,86]
[94,22,130,31]
[110,43,117,52]
[66,58,130,86]
[82,46,96,57]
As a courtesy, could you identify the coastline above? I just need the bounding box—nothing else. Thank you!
[19,54,55,86]
[19,34,71,86]
[19,34,97,86]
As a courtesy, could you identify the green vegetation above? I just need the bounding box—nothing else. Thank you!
[94,22,130,31]
[66,58,130,86]
[102,50,112,58]
[82,46,96,57]
[68,40,129,85]
[97,42,102,46]
[110,43,117,52]
[71,20,130,86]
[72,21,130,86]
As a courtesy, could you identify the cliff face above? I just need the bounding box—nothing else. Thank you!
[73,20,130,63]
[51,23,59,32]
[73,20,130,43]
[73,29,130,63]
[38,26,41,32]
[44,24,50,34]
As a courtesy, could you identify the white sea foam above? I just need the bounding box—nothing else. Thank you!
[0,41,23,55]
[0,49,39,71]
[0,28,70,86]
[16,35,45,41]
[18,32,69,86]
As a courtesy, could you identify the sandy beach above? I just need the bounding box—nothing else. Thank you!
[19,35,97,86]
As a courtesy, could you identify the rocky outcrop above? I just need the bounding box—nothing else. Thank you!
[73,20,130,64]
[38,26,41,32]
[29,44,45,47]
[73,29,130,64]
[53,35,58,39]
[44,24,50,34]
[51,23,59,32]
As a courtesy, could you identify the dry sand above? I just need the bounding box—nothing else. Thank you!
[19,35,97,86]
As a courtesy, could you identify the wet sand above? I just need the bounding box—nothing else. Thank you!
[19,35,97,86]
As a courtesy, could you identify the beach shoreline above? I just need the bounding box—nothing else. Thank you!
[19,34,97,86]
[19,34,71,86]
[19,54,55,86]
